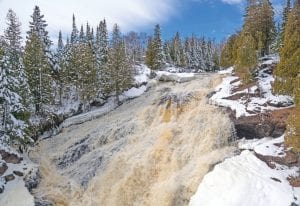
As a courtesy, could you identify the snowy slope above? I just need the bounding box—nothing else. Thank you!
[189,136,300,206]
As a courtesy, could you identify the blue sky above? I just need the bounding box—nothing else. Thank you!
[0,0,285,42]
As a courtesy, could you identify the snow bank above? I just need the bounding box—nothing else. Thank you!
[0,178,34,206]
[134,64,151,85]
[239,135,286,157]
[121,85,147,99]
[189,150,299,206]
[0,144,35,206]
[156,71,195,83]
[218,67,234,74]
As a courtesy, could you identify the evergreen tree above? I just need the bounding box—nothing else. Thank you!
[274,2,300,96]
[220,33,239,68]
[24,6,53,113]
[53,31,64,105]
[145,37,155,69]
[279,0,292,48]
[71,14,79,44]
[107,24,133,104]
[70,43,97,108]
[0,9,31,143]
[146,24,165,70]
[95,19,109,96]
[79,25,85,43]
[236,32,257,83]
[243,0,275,56]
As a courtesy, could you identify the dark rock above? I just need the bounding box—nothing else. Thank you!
[206,91,216,99]
[0,185,4,193]
[24,168,41,192]
[57,143,90,169]
[13,171,24,177]
[270,177,281,183]
[0,162,8,176]
[4,174,15,182]
[267,101,294,108]
[34,198,54,206]
[0,150,23,164]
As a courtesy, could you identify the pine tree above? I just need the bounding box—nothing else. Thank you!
[107,24,133,104]
[0,9,31,143]
[145,37,155,69]
[236,32,257,83]
[146,24,165,70]
[279,0,292,48]
[70,43,97,108]
[53,31,64,105]
[243,0,275,56]
[220,33,239,68]
[71,14,79,44]
[79,25,85,43]
[274,2,300,96]
[24,6,53,113]
[95,19,110,96]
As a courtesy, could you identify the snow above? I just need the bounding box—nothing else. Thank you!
[189,136,300,206]
[218,67,234,74]
[62,85,148,128]
[239,135,286,157]
[62,98,117,128]
[156,71,195,83]
[210,57,294,118]
[0,178,34,206]
[134,64,151,85]
[121,85,147,99]
[0,144,35,206]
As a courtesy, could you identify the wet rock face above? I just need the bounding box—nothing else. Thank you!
[57,137,91,169]
[24,168,41,192]
[228,108,293,139]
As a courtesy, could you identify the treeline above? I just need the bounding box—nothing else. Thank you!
[0,6,220,146]
[0,6,135,144]
[220,0,300,151]
[146,25,219,72]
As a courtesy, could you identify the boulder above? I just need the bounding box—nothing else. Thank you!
[4,174,15,182]
[0,150,23,164]
[0,162,8,176]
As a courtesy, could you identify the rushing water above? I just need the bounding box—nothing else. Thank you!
[30,74,235,206]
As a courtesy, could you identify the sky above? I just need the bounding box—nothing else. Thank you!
[0,0,285,42]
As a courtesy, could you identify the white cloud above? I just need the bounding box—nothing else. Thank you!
[0,0,178,39]
[221,0,243,4]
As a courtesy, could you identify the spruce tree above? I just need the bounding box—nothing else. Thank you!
[280,0,292,48]
[107,24,133,104]
[145,37,155,69]
[236,32,257,83]
[274,2,300,96]
[71,14,79,44]
[95,19,109,96]
[146,24,165,70]
[24,6,53,113]
[220,33,239,68]
[1,9,31,143]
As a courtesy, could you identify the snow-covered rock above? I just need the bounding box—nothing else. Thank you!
[189,137,300,206]
[210,57,294,118]
[156,71,195,83]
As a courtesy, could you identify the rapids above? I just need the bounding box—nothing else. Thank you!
[30,73,235,206]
